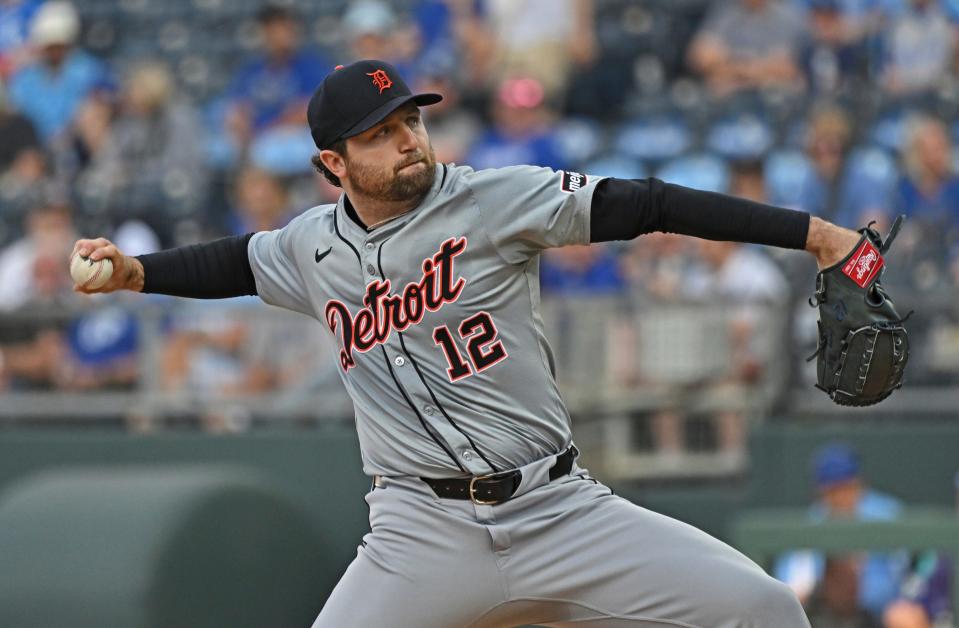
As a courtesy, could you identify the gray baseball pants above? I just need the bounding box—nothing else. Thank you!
[312,459,809,628]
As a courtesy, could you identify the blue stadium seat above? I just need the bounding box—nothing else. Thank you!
[177,55,211,89]
[765,149,815,209]
[706,112,775,161]
[614,113,692,165]
[582,154,648,180]
[157,21,191,52]
[655,153,730,193]
[249,126,317,176]
[838,145,898,221]
[870,108,915,154]
[553,118,604,167]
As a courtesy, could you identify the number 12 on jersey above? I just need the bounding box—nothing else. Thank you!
[432,311,508,382]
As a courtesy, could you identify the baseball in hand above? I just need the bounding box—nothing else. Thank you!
[70,252,113,290]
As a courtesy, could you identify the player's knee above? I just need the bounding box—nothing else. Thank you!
[737,576,808,627]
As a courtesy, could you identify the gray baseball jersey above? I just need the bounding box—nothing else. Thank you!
[248,163,811,627]
[249,163,600,479]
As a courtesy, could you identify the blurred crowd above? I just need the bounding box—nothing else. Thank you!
[1,0,959,436]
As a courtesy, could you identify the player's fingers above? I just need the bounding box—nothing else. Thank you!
[72,237,113,259]
[88,243,119,262]
[70,240,92,261]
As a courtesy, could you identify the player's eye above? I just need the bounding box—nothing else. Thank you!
[374,126,390,138]
[407,116,420,127]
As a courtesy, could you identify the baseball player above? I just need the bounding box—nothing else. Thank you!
[72,60,865,627]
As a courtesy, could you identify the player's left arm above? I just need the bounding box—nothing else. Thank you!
[590,178,861,269]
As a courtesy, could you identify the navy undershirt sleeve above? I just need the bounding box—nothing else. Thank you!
[590,177,810,250]
[135,233,258,298]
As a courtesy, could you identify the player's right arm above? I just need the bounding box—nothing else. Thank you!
[70,234,258,298]
[71,224,314,317]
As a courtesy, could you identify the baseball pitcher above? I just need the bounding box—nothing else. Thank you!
[71,60,908,627]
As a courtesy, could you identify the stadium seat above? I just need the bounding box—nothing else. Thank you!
[582,154,648,180]
[870,108,916,154]
[655,152,730,193]
[553,117,604,167]
[250,126,318,176]
[835,145,898,224]
[765,149,815,209]
[706,112,775,161]
[614,113,692,165]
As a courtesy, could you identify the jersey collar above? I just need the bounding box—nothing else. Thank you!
[336,163,446,242]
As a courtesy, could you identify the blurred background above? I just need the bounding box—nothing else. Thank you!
[0,0,957,627]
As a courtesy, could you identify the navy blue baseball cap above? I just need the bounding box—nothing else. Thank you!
[307,60,442,150]
[812,443,860,488]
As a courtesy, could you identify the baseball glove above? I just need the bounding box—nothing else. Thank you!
[807,215,911,406]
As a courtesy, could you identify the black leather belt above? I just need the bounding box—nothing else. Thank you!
[421,446,578,505]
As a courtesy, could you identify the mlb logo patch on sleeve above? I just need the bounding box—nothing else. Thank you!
[560,171,587,193]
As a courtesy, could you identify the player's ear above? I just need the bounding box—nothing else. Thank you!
[319,148,347,181]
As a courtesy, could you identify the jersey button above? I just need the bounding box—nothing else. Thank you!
[461,450,474,462]
[365,242,375,250]
[366,264,376,275]
[423,405,436,416]
[394,356,405,367]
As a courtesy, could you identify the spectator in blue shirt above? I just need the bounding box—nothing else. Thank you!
[893,116,959,282]
[465,77,566,171]
[8,1,111,142]
[794,105,895,228]
[540,245,625,297]
[774,442,910,621]
[795,106,854,219]
[223,5,329,149]
[897,116,959,227]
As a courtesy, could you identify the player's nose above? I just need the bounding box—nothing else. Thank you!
[396,124,418,152]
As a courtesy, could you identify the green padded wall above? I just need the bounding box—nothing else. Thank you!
[0,429,372,574]
[0,466,329,628]
[749,421,959,508]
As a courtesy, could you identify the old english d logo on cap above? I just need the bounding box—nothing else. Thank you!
[367,69,393,93]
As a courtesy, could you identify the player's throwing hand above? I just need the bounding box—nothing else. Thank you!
[69,238,144,294]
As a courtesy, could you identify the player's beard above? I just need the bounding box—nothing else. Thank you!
[346,145,437,203]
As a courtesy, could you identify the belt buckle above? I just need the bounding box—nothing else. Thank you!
[468,473,503,506]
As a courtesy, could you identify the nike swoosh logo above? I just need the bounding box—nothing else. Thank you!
[315,246,332,263]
